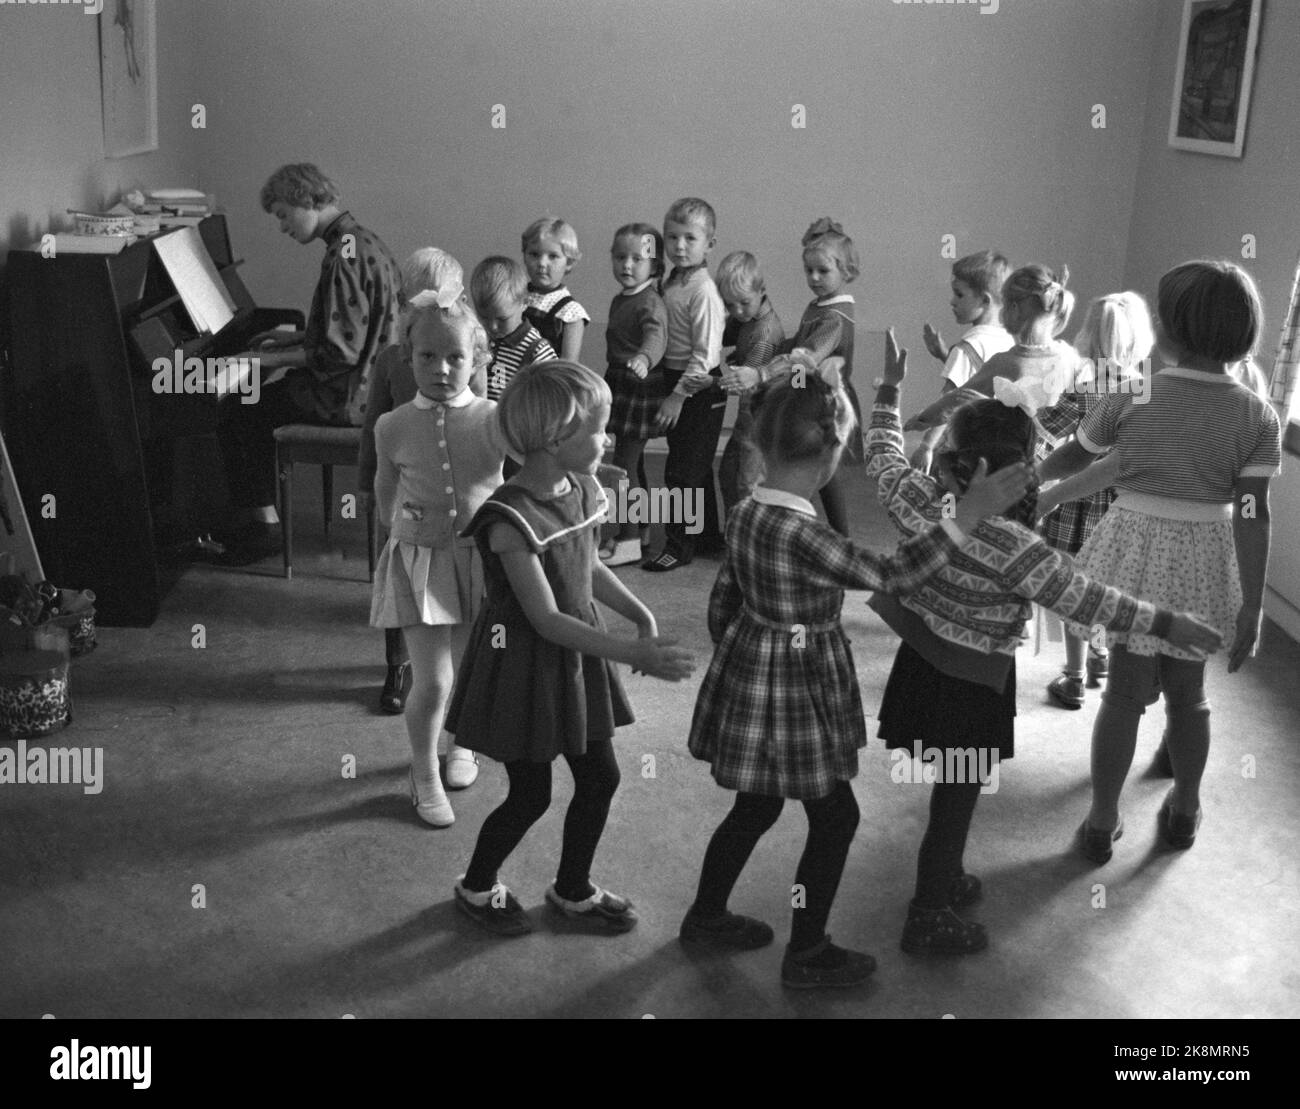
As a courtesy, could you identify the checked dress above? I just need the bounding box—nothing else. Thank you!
[687,486,966,800]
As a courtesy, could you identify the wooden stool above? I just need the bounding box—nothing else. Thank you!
[273,424,375,581]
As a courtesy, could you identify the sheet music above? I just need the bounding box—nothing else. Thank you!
[153,227,237,335]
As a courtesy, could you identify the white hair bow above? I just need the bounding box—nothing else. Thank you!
[992,367,1065,418]
[408,280,464,311]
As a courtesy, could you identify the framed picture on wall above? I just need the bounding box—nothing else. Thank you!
[1167,0,1262,158]
[99,0,158,158]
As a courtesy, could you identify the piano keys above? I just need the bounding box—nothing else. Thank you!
[2,214,302,626]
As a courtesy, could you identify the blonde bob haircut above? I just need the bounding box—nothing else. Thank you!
[496,361,611,454]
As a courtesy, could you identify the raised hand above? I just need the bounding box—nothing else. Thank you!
[883,328,908,387]
[922,322,948,362]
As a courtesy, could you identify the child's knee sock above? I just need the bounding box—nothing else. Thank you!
[692,794,784,916]
[405,688,442,797]
[1088,694,1144,826]
[790,783,860,951]
[463,762,552,892]
[554,743,621,901]
[1165,699,1211,812]
[914,780,981,910]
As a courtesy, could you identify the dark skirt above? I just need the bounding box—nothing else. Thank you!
[877,639,1016,759]
[606,363,670,442]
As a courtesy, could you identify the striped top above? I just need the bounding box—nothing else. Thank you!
[866,387,1170,690]
[724,296,785,368]
[1077,367,1282,503]
[486,322,556,401]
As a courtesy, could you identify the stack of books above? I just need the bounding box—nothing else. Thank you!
[141,189,215,228]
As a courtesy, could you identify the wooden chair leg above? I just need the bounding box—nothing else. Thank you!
[279,455,293,580]
[322,464,334,538]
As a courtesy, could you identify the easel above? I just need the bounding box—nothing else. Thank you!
[0,432,43,583]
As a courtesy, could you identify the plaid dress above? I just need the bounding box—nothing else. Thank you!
[606,283,670,441]
[687,492,960,799]
[1036,388,1117,554]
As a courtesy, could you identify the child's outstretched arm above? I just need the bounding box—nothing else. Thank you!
[1036,450,1122,518]
[490,523,693,681]
[987,525,1222,653]
[1229,475,1271,672]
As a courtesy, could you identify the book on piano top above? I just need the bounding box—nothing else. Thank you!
[38,234,136,255]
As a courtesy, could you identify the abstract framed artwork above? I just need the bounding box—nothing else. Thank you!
[99,0,158,158]
[1167,0,1263,158]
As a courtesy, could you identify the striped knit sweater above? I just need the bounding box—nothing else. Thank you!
[864,386,1172,691]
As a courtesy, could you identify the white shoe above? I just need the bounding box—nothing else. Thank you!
[409,768,455,827]
[445,747,480,790]
[602,539,643,567]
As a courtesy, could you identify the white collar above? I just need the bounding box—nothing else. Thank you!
[751,484,817,517]
[619,279,655,297]
[816,293,855,307]
[414,387,474,409]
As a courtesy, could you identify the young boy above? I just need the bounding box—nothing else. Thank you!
[715,251,784,517]
[521,218,589,361]
[642,198,727,571]
[470,256,557,402]
[910,250,1014,472]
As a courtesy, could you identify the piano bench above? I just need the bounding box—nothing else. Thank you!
[273,424,376,582]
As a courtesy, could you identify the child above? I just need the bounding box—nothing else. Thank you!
[1038,260,1280,862]
[360,247,466,717]
[867,330,1222,953]
[521,218,589,361]
[911,250,1014,472]
[681,359,1036,989]
[722,218,861,536]
[369,294,503,823]
[469,256,557,402]
[715,251,785,517]
[1035,292,1154,710]
[446,361,695,935]
[905,264,1078,435]
[601,223,669,567]
[642,198,728,571]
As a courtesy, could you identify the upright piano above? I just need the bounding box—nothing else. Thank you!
[2,215,302,626]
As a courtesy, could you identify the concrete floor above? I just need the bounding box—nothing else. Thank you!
[2,460,1297,1019]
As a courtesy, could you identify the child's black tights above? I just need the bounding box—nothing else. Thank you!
[914,779,982,909]
[692,781,859,952]
[463,741,620,901]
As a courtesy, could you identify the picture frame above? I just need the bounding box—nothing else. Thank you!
[99,0,158,159]
[1167,0,1262,158]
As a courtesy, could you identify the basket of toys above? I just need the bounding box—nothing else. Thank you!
[0,648,71,738]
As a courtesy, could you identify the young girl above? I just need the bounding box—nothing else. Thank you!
[446,361,694,935]
[1039,260,1280,862]
[522,217,590,362]
[600,224,669,567]
[905,264,1077,435]
[360,247,467,717]
[681,353,1035,989]
[369,293,501,826]
[867,330,1221,953]
[1035,292,1155,710]
[722,218,860,536]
